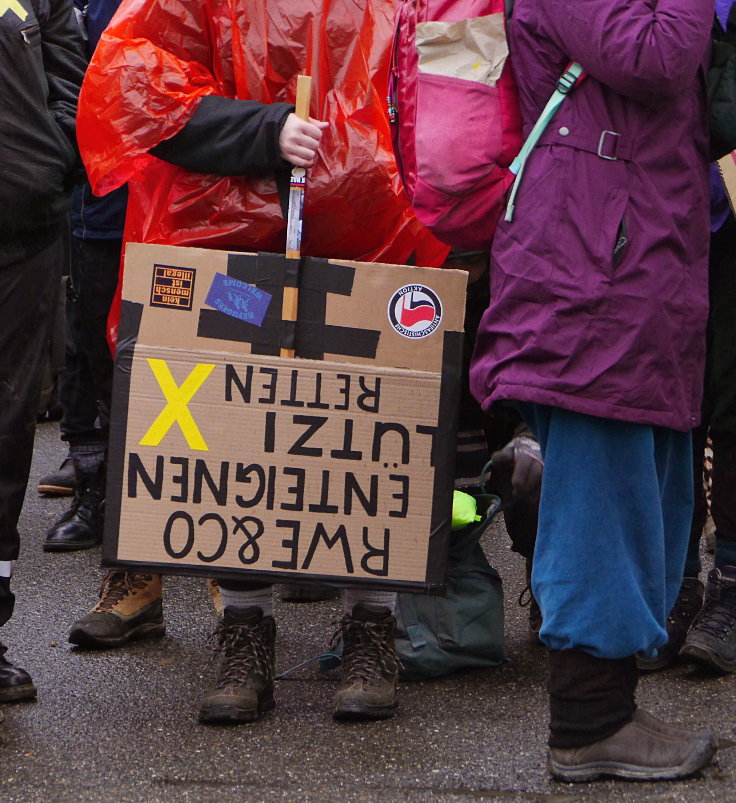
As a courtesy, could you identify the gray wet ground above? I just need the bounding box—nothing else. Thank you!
[1,420,734,802]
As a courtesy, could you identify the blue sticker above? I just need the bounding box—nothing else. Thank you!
[205,273,272,327]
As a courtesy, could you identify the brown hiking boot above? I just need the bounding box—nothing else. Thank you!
[199,606,276,724]
[332,602,399,720]
[632,709,717,750]
[206,578,223,618]
[68,572,165,648]
[548,709,716,782]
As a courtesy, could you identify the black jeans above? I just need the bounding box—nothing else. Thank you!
[0,227,65,625]
[59,236,121,448]
[459,268,538,560]
[687,219,736,574]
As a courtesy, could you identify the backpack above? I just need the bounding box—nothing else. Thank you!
[317,492,506,681]
[393,493,506,679]
[389,1,586,248]
[389,0,523,250]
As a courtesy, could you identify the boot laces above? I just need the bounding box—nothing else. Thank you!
[62,483,102,521]
[56,490,85,522]
[206,621,273,689]
[78,482,103,508]
[695,583,736,640]
[95,572,153,612]
[518,584,542,622]
[330,616,400,683]
[518,584,533,607]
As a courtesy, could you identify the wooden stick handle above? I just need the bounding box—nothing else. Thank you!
[281,75,312,357]
[294,74,312,121]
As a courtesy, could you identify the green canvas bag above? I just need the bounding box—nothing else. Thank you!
[394,493,506,680]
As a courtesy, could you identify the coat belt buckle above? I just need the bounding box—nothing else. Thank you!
[597,130,620,160]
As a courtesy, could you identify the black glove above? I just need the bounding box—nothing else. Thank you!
[490,433,543,504]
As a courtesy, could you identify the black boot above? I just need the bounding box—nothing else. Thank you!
[332,603,399,720]
[680,566,736,672]
[199,606,276,724]
[0,643,37,702]
[636,577,704,671]
[43,462,105,552]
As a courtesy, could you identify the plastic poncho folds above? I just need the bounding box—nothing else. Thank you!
[77,0,450,343]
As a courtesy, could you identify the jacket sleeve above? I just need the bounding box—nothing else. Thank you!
[42,0,87,155]
[542,0,713,103]
[77,0,221,195]
[150,95,295,175]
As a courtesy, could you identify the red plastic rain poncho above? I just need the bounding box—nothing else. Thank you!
[77,0,449,326]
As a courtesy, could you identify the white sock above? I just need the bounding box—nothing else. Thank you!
[342,588,397,615]
[219,585,274,618]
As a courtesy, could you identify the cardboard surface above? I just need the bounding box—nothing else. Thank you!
[718,151,736,215]
[104,244,467,591]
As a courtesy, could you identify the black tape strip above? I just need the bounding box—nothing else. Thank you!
[226,251,285,287]
[281,318,296,352]
[117,299,143,348]
[296,322,380,360]
[423,329,464,591]
[295,283,326,358]
[198,308,280,354]
[301,257,356,295]
[283,255,300,289]
[102,300,143,567]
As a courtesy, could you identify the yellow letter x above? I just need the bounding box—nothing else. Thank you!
[139,359,215,451]
[0,0,28,21]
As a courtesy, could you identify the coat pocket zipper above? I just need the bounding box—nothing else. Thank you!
[21,24,41,45]
[613,216,628,266]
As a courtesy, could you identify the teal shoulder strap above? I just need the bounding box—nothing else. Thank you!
[505,61,586,222]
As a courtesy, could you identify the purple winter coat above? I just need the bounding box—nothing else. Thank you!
[469,0,713,431]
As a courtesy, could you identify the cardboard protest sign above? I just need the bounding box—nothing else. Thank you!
[103,244,467,592]
[718,151,736,215]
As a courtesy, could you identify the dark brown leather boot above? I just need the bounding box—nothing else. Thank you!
[199,606,276,724]
[332,603,399,720]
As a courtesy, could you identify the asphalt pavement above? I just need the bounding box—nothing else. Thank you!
[1,420,735,802]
